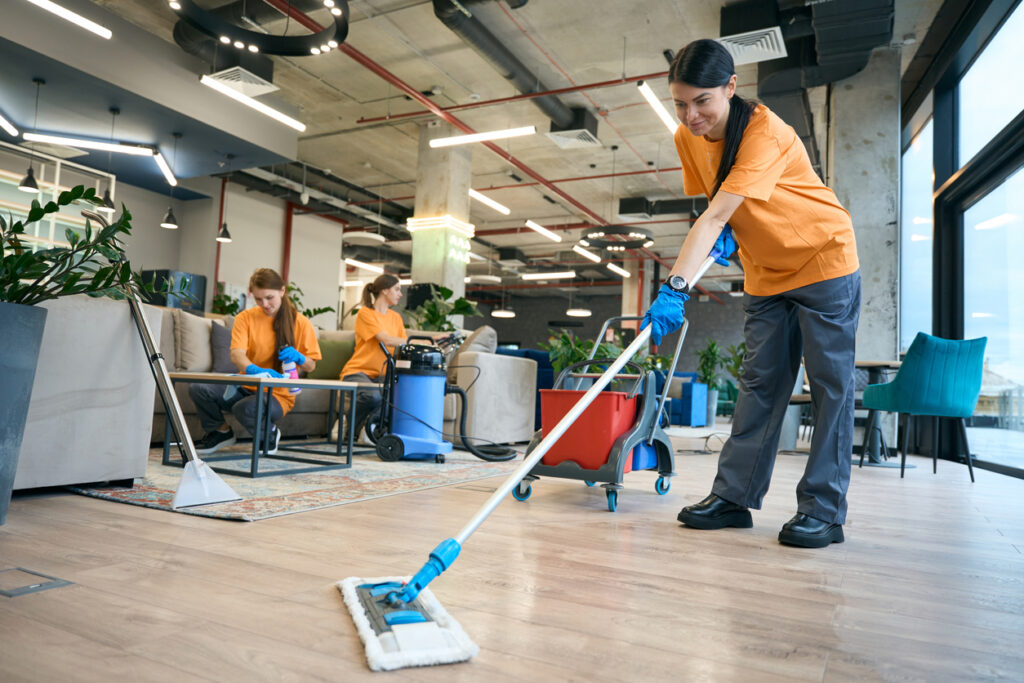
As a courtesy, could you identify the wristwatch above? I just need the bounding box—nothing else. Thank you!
[666,274,688,292]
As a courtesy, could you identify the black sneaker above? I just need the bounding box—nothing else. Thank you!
[194,429,236,455]
[266,426,281,455]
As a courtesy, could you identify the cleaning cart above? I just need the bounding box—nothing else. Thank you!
[511,314,690,511]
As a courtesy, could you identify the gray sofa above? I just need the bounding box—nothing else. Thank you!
[150,310,538,447]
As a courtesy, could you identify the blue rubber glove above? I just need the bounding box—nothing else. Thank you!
[641,285,690,346]
[245,364,285,378]
[712,224,737,266]
[278,345,306,366]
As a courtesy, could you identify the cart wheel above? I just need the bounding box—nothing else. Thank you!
[584,480,595,487]
[655,476,671,495]
[512,482,532,501]
[435,454,445,464]
[606,489,618,512]
[376,434,404,462]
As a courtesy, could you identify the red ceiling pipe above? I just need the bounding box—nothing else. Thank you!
[282,201,294,282]
[356,70,671,125]
[213,177,226,291]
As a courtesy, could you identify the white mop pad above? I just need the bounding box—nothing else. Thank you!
[338,576,478,671]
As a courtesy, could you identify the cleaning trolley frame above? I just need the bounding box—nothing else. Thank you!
[512,315,690,511]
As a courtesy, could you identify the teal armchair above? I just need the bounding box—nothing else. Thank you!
[860,332,987,481]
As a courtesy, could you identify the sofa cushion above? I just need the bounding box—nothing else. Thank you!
[210,320,236,373]
[174,309,214,371]
[308,338,356,379]
[158,308,176,370]
[448,325,497,382]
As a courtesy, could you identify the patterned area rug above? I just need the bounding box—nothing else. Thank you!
[68,444,521,521]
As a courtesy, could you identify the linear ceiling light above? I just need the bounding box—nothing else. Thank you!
[572,244,601,263]
[468,188,511,215]
[522,270,576,281]
[199,75,306,132]
[406,214,475,238]
[342,280,365,288]
[606,262,631,278]
[344,257,384,274]
[0,111,18,137]
[524,219,562,243]
[468,274,502,284]
[429,125,536,148]
[637,80,678,134]
[398,278,413,285]
[22,132,154,156]
[153,152,178,186]
[24,0,113,40]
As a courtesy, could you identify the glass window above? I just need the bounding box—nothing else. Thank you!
[963,164,1024,469]
[900,119,934,352]
[957,1,1024,166]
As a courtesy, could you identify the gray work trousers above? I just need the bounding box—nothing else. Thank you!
[342,372,383,436]
[189,383,284,437]
[712,270,861,524]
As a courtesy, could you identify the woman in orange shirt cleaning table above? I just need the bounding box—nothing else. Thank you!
[191,268,321,455]
[642,39,861,548]
[340,273,408,441]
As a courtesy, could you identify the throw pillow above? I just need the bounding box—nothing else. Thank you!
[173,309,214,371]
[209,321,236,373]
[307,338,357,380]
[447,325,498,382]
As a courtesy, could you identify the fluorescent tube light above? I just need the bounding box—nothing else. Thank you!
[606,263,631,278]
[24,0,113,40]
[23,132,154,156]
[200,75,307,132]
[0,112,18,137]
[406,215,475,238]
[464,276,471,283]
[429,125,536,148]
[398,278,413,285]
[521,271,575,281]
[524,219,562,243]
[910,234,931,242]
[572,244,601,263]
[153,152,178,186]
[974,213,1019,231]
[344,257,384,274]
[468,188,511,215]
[469,274,502,284]
[637,81,678,134]
[342,280,365,288]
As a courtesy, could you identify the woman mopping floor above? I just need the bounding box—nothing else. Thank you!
[642,38,862,549]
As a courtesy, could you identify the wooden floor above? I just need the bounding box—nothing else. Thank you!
[1,439,1022,682]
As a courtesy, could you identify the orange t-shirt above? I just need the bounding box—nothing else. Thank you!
[340,307,406,380]
[674,104,859,296]
[230,306,322,415]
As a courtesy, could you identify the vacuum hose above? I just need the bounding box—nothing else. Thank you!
[445,384,517,462]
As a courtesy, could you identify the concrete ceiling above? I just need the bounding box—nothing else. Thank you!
[8,0,942,296]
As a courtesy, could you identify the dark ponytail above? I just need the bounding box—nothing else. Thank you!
[669,39,757,196]
[361,273,400,308]
[249,268,296,368]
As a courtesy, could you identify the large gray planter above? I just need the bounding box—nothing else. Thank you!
[0,302,47,525]
[706,388,719,427]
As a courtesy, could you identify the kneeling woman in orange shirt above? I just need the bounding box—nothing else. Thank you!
[191,268,322,455]
[339,273,407,440]
[643,39,861,548]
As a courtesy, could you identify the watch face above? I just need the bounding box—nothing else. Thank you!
[669,275,687,291]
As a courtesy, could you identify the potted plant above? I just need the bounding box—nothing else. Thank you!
[286,281,336,320]
[404,284,479,332]
[211,281,242,315]
[696,338,724,426]
[0,186,162,524]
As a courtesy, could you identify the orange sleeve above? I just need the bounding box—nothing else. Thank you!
[719,120,787,202]
[294,314,322,361]
[674,128,707,197]
[230,308,251,351]
[354,307,385,343]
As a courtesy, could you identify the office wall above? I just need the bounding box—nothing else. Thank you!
[289,212,343,330]
[117,181,183,273]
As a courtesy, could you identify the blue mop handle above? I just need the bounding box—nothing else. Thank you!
[387,538,461,605]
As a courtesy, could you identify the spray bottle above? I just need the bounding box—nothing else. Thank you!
[280,345,301,395]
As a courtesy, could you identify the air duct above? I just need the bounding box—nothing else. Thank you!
[618,196,708,220]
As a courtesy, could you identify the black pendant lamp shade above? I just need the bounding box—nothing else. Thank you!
[18,167,39,193]
[160,207,178,230]
[216,222,232,243]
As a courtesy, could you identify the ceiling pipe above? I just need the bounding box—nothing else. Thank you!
[431,0,575,129]
[356,69,670,125]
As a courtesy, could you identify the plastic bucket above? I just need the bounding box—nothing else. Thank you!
[539,389,638,470]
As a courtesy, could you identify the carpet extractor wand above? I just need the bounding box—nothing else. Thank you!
[339,253,720,672]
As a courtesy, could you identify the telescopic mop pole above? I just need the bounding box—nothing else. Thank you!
[386,255,720,606]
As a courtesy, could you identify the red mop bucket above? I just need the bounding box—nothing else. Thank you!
[539,389,639,471]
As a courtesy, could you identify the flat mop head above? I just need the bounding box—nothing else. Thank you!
[338,576,478,671]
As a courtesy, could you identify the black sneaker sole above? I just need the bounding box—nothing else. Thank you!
[677,508,753,530]
[778,525,844,548]
[195,436,236,455]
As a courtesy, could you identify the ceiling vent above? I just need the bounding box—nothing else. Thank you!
[718,26,788,65]
[618,197,653,220]
[497,247,528,267]
[208,66,279,98]
[546,108,601,149]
